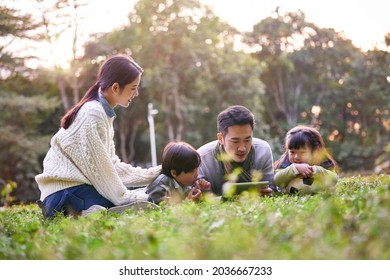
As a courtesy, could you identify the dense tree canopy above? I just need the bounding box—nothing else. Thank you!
[0,3,60,203]
[83,0,266,162]
[245,8,389,168]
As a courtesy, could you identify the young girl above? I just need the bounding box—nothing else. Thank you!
[145,141,211,205]
[35,55,161,218]
[274,125,339,194]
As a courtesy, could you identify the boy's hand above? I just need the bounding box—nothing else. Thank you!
[187,187,202,201]
[195,178,211,191]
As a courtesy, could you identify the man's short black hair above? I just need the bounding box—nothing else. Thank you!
[217,105,255,137]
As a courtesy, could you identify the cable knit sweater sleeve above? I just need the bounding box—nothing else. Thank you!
[110,138,161,187]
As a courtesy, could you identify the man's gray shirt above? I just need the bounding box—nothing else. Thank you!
[197,138,275,195]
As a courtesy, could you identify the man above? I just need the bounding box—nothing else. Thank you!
[197,105,275,196]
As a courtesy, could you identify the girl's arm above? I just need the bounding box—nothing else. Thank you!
[311,165,338,190]
[274,165,297,188]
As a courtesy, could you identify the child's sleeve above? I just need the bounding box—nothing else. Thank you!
[274,165,297,188]
[311,166,338,190]
[147,185,170,205]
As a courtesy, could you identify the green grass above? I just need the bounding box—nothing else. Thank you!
[1,175,389,260]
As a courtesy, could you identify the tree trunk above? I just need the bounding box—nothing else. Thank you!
[57,77,69,112]
[127,120,140,163]
[172,86,184,142]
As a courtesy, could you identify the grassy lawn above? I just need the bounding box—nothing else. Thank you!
[1,175,389,260]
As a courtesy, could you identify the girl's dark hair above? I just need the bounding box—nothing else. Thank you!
[61,54,143,129]
[286,126,323,151]
[217,105,255,137]
[161,142,201,177]
[274,125,338,170]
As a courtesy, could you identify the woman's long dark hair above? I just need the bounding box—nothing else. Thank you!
[61,55,143,129]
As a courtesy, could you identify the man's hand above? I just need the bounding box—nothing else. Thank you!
[259,187,273,197]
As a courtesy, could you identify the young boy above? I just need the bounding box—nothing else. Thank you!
[146,142,211,205]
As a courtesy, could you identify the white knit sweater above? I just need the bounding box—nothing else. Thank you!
[35,100,161,205]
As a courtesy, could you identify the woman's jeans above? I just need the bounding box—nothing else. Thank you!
[37,184,114,218]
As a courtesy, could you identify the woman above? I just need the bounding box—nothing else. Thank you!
[36,54,161,218]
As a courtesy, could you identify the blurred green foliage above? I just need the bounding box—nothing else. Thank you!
[1,175,389,260]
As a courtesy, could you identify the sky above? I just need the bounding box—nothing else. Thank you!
[6,0,390,68]
[204,0,389,49]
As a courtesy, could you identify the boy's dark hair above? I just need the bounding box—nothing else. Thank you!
[161,142,201,177]
[217,105,255,137]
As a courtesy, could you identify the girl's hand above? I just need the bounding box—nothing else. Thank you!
[195,178,211,191]
[187,187,202,201]
[294,163,314,178]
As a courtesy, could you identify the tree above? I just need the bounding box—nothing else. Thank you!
[332,47,390,170]
[245,8,390,171]
[0,2,61,205]
[33,0,90,111]
[82,0,267,165]
[0,67,61,205]
[0,77,59,204]
[0,3,41,75]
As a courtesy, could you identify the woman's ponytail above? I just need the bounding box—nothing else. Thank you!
[60,81,100,129]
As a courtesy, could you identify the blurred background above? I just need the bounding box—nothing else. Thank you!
[0,0,389,205]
